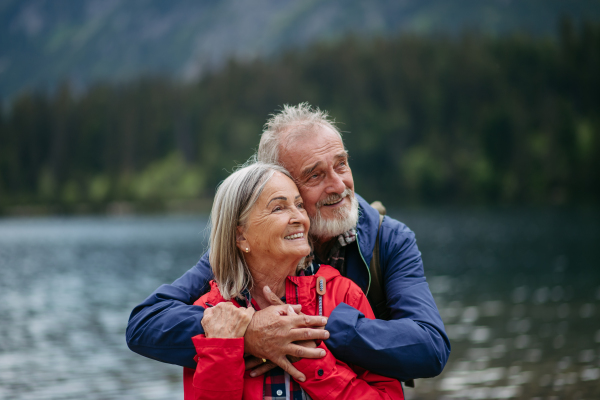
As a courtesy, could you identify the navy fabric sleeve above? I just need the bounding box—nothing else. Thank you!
[126,252,213,369]
[325,220,450,381]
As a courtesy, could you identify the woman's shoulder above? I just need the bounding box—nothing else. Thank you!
[193,280,226,307]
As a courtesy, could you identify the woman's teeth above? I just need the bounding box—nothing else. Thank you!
[284,233,304,240]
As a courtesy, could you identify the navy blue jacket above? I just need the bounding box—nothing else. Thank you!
[126,194,450,381]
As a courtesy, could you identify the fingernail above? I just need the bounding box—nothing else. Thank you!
[250,371,256,377]
[264,286,271,293]
[321,318,327,324]
[324,331,329,339]
[298,377,305,382]
[320,350,326,357]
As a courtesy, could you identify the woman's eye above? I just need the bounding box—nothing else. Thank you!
[272,206,282,212]
[297,203,304,209]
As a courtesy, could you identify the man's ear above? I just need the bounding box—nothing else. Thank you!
[235,225,248,252]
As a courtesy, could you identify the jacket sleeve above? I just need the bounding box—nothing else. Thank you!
[126,252,213,369]
[190,336,245,400]
[325,221,451,381]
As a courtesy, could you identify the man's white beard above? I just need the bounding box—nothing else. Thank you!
[309,189,359,239]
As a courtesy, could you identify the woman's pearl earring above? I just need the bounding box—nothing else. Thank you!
[245,248,249,253]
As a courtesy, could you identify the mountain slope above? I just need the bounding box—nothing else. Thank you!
[1,0,600,101]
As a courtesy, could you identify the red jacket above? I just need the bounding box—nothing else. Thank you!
[183,265,404,400]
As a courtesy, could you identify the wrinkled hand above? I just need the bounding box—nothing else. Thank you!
[244,286,329,382]
[201,302,254,339]
[285,305,318,364]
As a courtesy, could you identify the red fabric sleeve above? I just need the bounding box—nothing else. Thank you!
[190,335,245,400]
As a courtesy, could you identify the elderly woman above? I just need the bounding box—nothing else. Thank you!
[183,162,403,400]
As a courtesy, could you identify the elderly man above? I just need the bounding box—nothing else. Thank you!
[127,103,450,383]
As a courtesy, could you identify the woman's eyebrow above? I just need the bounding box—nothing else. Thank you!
[267,194,301,206]
[267,196,287,206]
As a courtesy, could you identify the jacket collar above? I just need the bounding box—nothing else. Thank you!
[286,264,341,286]
[201,266,344,308]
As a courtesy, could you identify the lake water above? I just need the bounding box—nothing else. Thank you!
[0,209,598,400]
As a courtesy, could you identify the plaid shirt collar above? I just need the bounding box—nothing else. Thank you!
[318,227,357,274]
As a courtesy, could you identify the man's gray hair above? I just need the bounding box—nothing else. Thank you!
[257,102,343,164]
[209,160,293,300]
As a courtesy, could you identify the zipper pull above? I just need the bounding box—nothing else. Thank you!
[316,276,326,316]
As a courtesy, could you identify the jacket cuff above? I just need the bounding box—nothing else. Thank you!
[293,342,337,380]
[192,336,245,392]
[191,335,245,351]
[324,302,362,359]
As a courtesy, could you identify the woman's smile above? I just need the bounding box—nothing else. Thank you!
[284,232,305,240]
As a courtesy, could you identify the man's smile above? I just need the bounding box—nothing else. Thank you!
[322,197,345,207]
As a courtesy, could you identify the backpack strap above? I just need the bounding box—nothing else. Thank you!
[368,202,415,389]
[367,208,390,321]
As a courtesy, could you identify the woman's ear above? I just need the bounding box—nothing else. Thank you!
[236,225,248,252]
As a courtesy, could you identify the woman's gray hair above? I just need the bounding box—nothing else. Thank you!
[209,159,294,300]
[257,102,343,164]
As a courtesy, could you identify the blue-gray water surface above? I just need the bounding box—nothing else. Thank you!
[0,209,598,400]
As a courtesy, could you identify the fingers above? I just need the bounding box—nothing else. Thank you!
[244,305,256,319]
[262,289,303,315]
[202,302,255,339]
[287,305,297,316]
[294,339,317,349]
[243,305,328,367]
[244,356,264,370]
[288,343,326,359]
[233,306,255,337]
[290,314,328,328]
[289,304,302,314]
[249,361,277,377]
[263,286,285,306]
[277,358,306,382]
[287,327,330,342]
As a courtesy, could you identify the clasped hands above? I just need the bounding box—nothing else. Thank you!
[201,286,329,382]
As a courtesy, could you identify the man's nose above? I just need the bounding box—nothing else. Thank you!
[325,171,346,194]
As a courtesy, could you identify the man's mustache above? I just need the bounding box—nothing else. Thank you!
[316,188,353,208]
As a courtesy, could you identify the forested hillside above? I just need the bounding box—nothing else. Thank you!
[2,0,600,102]
[1,19,599,214]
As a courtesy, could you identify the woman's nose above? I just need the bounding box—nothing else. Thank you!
[290,206,308,225]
